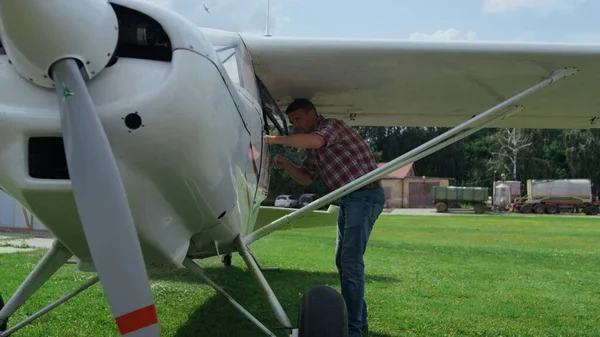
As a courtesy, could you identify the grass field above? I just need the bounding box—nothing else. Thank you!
[1,214,600,336]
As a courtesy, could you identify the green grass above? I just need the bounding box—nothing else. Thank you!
[1,214,600,336]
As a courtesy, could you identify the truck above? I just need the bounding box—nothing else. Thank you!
[432,186,490,214]
[512,179,598,215]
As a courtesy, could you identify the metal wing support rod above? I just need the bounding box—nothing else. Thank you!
[244,66,579,245]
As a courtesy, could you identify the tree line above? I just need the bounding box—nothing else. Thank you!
[267,127,600,199]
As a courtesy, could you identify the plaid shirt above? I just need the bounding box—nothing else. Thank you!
[300,115,381,191]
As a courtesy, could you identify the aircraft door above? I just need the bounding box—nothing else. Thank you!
[256,76,289,196]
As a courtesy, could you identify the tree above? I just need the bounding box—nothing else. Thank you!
[563,129,600,184]
[488,128,533,180]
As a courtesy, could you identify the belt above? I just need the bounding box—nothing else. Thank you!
[357,180,382,191]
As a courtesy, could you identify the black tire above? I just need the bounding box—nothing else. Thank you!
[221,254,232,266]
[0,290,6,331]
[546,204,559,214]
[474,203,486,214]
[585,205,598,216]
[435,202,448,213]
[533,204,545,214]
[520,204,532,213]
[298,286,347,337]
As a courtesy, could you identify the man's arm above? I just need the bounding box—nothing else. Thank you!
[265,134,325,149]
[284,162,313,186]
[274,154,314,185]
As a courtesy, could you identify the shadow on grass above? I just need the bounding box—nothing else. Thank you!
[148,262,396,337]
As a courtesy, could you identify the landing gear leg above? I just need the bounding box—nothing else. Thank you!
[0,292,5,332]
[0,240,72,334]
[234,236,292,331]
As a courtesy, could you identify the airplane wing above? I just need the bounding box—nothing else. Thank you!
[235,33,600,130]
[253,205,339,231]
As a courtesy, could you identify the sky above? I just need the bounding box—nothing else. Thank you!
[139,0,600,43]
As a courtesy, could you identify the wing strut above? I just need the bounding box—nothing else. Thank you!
[244,66,579,245]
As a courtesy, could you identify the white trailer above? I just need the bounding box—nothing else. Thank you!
[513,179,598,215]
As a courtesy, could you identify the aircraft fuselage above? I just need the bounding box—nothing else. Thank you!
[0,0,270,271]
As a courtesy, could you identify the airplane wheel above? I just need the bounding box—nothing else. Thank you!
[297,286,347,337]
[221,253,232,267]
[0,290,6,331]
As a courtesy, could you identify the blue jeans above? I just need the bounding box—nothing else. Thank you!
[335,187,385,337]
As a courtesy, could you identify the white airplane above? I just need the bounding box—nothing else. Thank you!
[0,0,597,336]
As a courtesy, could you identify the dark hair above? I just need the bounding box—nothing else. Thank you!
[285,99,316,114]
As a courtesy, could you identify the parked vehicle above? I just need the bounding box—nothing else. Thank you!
[513,179,598,215]
[298,194,316,207]
[274,195,298,208]
[432,186,490,214]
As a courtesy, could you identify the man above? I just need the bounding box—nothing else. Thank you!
[264,99,385,337]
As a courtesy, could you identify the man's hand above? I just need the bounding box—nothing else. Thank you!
[264,135,280,145]
[273,154,290,169]
[272,154,314,186]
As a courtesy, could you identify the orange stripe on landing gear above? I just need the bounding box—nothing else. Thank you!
[115,304,158,335]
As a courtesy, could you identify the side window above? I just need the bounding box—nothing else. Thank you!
[256,76,289,136]
[217,47,241,86]
[214,39,259,103]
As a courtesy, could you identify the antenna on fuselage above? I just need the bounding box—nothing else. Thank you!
[264,0,272,36]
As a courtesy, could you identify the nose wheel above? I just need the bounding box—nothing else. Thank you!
[297,286,348,337]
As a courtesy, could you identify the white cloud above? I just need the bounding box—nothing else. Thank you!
[482,0,587,14]
[409,28,478,41]
[136,0,293,35]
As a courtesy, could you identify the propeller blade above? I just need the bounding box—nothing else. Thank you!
[51,58,160,336]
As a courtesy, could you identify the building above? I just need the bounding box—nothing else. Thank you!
[378,162,455,208]
[0,190,46,233]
